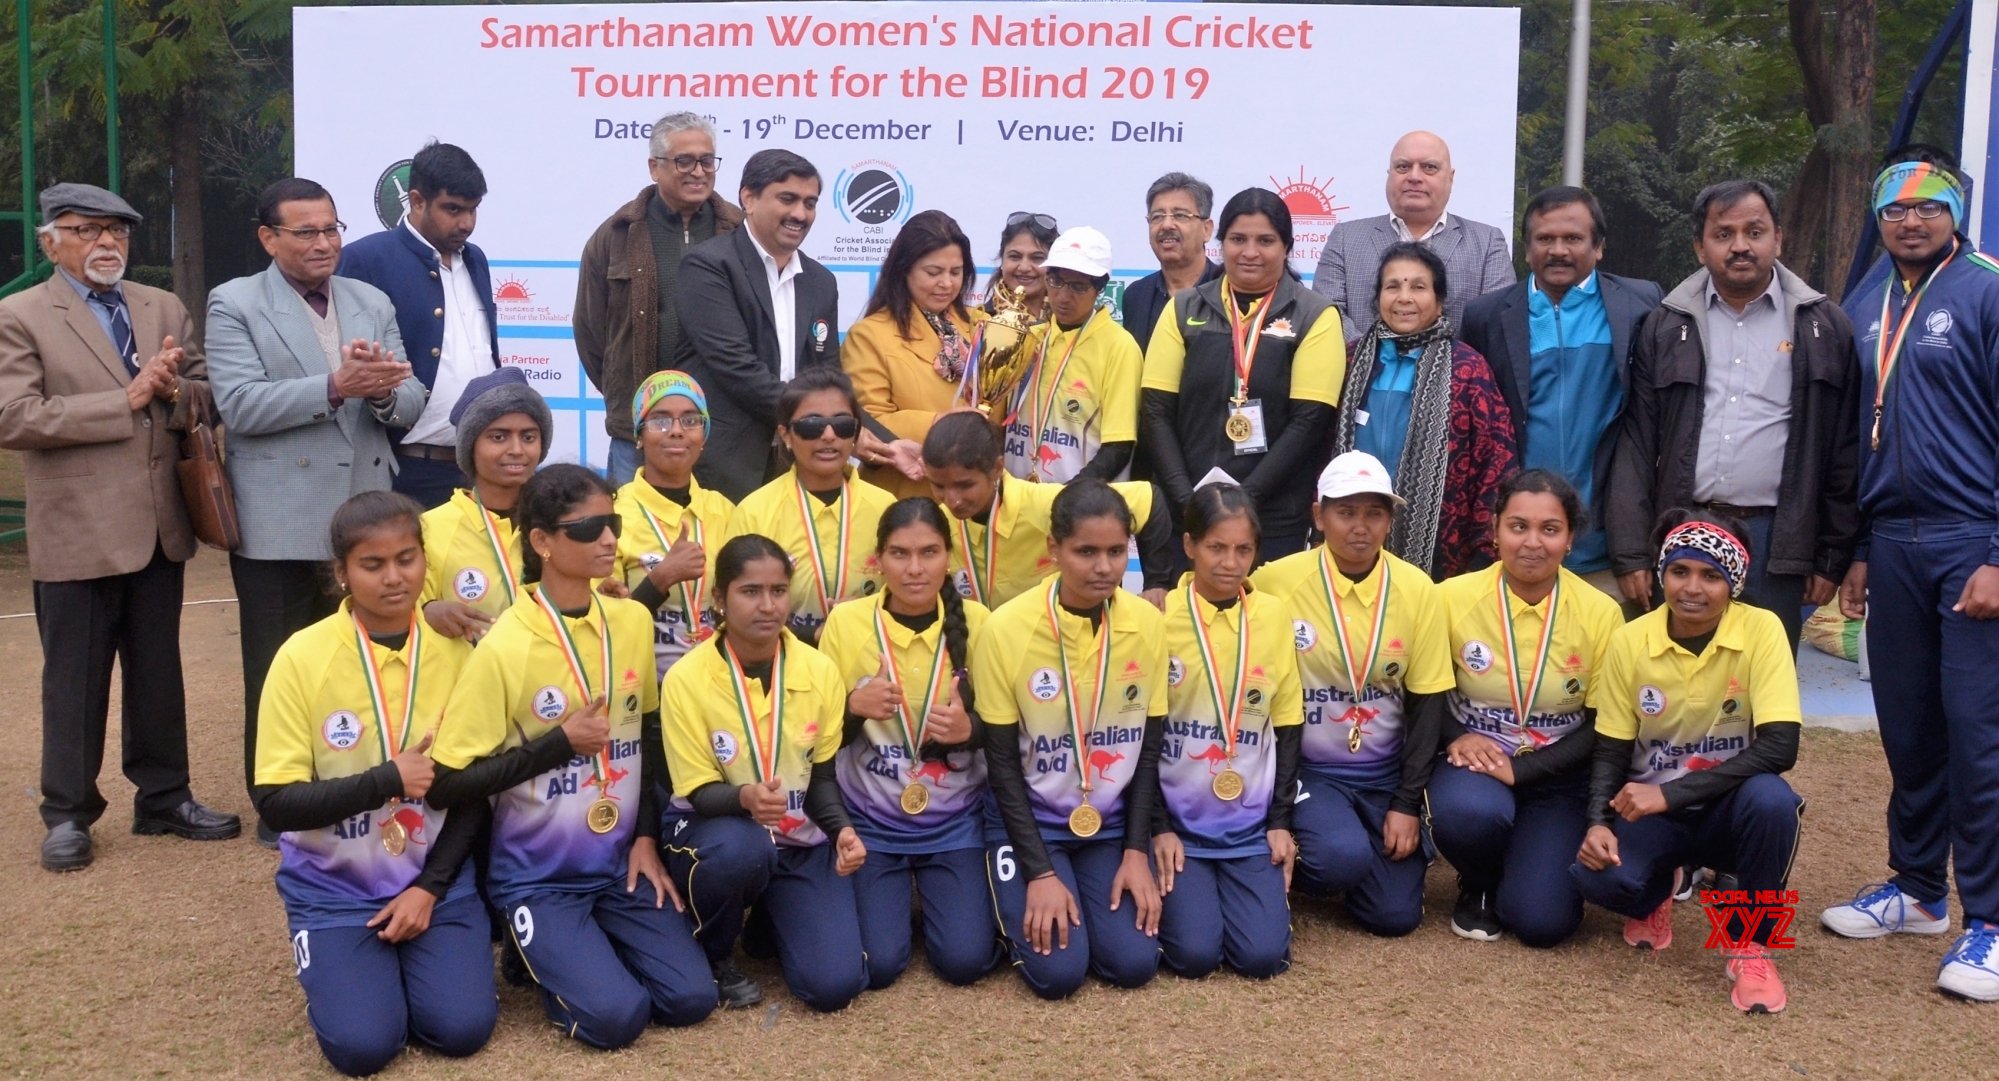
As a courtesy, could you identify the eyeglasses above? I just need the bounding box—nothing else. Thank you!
[50,222,133,241]
[656,154,721,174]
[1045,274,1103,297]
[1146,210,1203,226]
[1006,211,1058,232]
[1879,201,1949,222]
[550,514,622,543]
[787,414,859,440]
[641,414,706,433]
[268,222,347,242]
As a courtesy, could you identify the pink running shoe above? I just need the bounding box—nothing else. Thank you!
[1727,944,1788,1014]
[1624,897,1674,950]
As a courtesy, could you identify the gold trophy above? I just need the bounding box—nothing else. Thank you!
[956,284,1039,421]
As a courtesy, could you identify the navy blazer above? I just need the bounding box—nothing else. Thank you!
[337,222,501,411]
[1122,259,1221,355]
[1459,271,1663,461]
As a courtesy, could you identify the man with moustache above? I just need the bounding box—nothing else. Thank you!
[576,112,740,482]
[1818,146,1999,1002]
[1606,180,1858,650]
[675,148,918,499]
[1313,130,1514,329]
[1121,172,1221,354]
[0,183,240,870]
[339,141,500,507]
[1462,186,1661,597]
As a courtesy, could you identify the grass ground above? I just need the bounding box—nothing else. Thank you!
[0,455,1984,1079]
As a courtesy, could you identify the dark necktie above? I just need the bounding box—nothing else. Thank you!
[91,290,139,377]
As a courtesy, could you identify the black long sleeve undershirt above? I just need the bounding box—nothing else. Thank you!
[1240,402,1334,508]
[1076,441,1134,484]
[804,759,852,836]
[636,710,667,842]
[1265,725,1303,831]
[630,578,669,613]
[1140,389,1195,513]
[984,718,1055,880]
[1122,715,1167,853]
[424,728,577,810]
[1511,709,1598,788]
[1588,721,1801,828]
[251,770,491,899]
[1393,691,1447,815]
[1135,485,1175,591]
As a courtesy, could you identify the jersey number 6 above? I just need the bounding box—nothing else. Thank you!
[994,845,1016,883]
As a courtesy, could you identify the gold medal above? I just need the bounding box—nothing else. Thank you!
[1348,723,1365,754]
[1513,742,1535,758]
[1068,802,1102,838]
[1212,767,1244,802]
[899,782,930,815]
[380,817,407,856]
[586,798,620,834]
[1224,411,1254,443]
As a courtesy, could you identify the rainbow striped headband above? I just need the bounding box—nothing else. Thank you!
[1657,521,1749,598]
[632,370,708,439]
[1872,161,1964,224]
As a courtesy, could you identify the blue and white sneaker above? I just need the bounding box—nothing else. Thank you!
[1938,922,1999,1002]
[1819,882,1950,939]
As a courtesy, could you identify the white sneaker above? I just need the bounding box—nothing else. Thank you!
[1820,882,1950,939]
[1938,923,1999,1002]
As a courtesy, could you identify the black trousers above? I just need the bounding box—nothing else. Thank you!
[230,554,339,798]
[391,452,467,511]
[35,544,193,829]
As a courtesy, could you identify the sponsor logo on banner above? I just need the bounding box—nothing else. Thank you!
[1269,168,1349,277]
[493,274,570,327]
[829,160,914,259]
[374,159,413,230]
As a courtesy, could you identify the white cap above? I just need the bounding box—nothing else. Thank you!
[1042,226,1113,279]
[1316,450,1406,504]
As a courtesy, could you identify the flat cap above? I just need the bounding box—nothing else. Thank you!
[39,183,143,226]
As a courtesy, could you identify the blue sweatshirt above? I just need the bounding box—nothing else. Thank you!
[1844,241,1999,564]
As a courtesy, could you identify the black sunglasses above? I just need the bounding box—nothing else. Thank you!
[788,414,859,440]
[1006,211,1058,232]
[549,514,622,543]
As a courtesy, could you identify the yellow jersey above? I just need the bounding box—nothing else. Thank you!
[969,581,1167,843]
[1002,307,1142,483]
[419,488,526,624]
[1436,563,1624,756]
[1251,548,1452,780]
[819,592,991,852]
[722,467,896,643]
[611,473,735,678]
[659,630,846,847]
[432,589,658,904]
[943,471,1154,609]
[1596,602,1800,785]
[255,603,474,924]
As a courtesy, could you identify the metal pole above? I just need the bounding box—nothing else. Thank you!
[1563,0,1591,186]
[103,0,118,192]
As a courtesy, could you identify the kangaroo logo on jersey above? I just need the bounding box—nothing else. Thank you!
[455,567,489,602]
[1638,685,1668,715]
[1293,620,1317,652]
[322,711,362,751]
[712,730,739,764]
[533,686,568,721]
[1462,641,1493,674]
[1029,667,1062,701]
[1167,656,1185,687]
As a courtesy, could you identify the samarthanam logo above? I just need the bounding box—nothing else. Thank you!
[834,161,914,227]
[1271,167,1349,277]
[493,272,569,326]
[374,159,413,230]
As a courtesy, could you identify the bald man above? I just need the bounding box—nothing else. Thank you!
[1312,131,1515,331]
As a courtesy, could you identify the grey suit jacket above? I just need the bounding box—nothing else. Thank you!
[1310,212,1516,332]
[206,263,426,561]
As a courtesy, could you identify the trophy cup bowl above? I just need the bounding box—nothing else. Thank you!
[965,284,1040,420]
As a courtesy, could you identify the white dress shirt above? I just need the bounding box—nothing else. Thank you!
[744,227,801,380]
[400,220,496,447]
[1390,210,1450,243]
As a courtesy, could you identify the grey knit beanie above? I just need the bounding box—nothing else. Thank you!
[449,367,553,478]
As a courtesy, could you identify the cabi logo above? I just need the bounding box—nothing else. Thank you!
[374,159,414,230]
[834,160,915,226]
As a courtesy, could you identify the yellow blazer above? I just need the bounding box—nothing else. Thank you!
[843,304,985,498]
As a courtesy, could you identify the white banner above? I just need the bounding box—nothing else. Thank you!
[296,2,1520,467]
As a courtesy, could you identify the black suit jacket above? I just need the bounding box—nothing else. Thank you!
[674,229,841,499]
[1460,271,1663,460]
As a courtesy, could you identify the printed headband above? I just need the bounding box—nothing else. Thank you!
[1656,521,1749,598]
[633,370,708,439]
[1872,161,1964,224]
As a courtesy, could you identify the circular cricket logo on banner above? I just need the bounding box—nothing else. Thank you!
[374,159,413,230]
[834,160,914,226]
[322,710,362,751]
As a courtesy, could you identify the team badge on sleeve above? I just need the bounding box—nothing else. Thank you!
[322,710,362,751]
[454,567,489,602]
[1167,656,1186,687]
[1029,667,1062,701]
[712,730,739,765]
[533,686,568,721]
[1462,640,1493,673]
